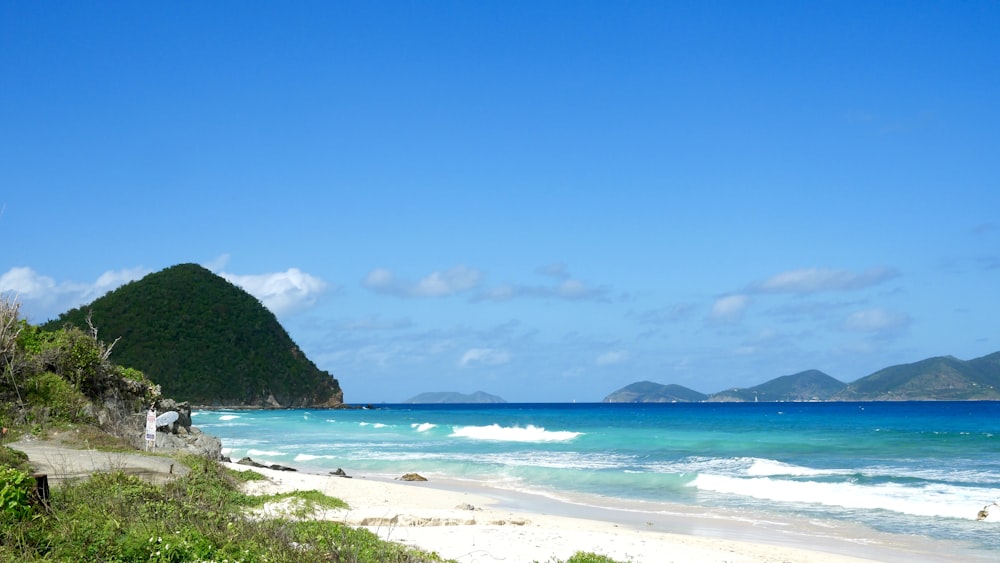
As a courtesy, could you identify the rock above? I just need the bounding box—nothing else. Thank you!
[398,473,427,481]
[156,399,193,433]
[330,468,352,478]
[154,426,222,459]
[235,456,295,471]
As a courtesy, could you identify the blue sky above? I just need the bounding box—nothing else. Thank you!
[2,2,998,402]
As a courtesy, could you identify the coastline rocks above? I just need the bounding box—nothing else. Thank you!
[330,468,352,478]
[398,473,427,482]
[155,399,192,433]
[236,456,297,472]
[154,426,223,460]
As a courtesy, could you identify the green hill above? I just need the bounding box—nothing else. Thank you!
[404,391,506,404]
[709,370,846,402]
[44,263,342,407]
[603,381,707,403]
[833,353,1000,401]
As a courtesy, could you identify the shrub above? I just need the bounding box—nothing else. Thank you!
[0,466,34,520]
[24,372,89,423]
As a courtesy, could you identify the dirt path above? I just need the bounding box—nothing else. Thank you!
[9,438,190,485]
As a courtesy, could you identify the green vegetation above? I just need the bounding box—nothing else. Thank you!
[0,455,450,562]
[1,294,159,441]
[44,263,342,407]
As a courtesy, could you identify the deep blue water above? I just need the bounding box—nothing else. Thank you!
[195,401,1000,551]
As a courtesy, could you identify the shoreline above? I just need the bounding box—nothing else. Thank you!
[12,434,990,562]
[228,462,987,563]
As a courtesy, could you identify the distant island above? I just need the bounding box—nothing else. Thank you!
[404,391,506,404]
[604,351,1000,402]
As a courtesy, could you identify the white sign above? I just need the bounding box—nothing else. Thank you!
[145,409,156,442]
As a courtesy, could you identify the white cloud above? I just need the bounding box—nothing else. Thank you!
[0,267,57,298]
[363,266,483,298]
[750,267,898,294]
[0,266,150,321]
[459,347,511,367]
[709,294,750,323]
[842,308,911,333]
[596,350,630,365]
[222,268,331,316]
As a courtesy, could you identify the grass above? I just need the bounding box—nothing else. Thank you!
[0,430,629,563]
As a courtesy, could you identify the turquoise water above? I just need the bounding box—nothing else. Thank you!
[195,402,1000,551]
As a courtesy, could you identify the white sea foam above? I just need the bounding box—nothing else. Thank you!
[412,423,437,432]
[746,458,849,477]
[691,474,998,521]
[294,453,337,462]
[450,424,582,442]
[219,415,240,421]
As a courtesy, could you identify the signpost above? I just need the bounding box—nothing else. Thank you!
[145,408,156,450]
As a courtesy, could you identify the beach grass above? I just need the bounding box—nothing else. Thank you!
[0,451,627,563]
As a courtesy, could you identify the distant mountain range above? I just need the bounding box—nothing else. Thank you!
[604,351,1000,402]
[404,391,506,404]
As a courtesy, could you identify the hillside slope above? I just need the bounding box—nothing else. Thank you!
[45,263,342,407]
[709,370,846,402]
[833,353,1000,401]
[603,381,707,403]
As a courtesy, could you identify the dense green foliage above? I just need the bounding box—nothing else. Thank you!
[2,294,160,436]
[0,466,34,521]
[45,263,342,407]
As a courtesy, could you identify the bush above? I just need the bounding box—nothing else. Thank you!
[0,466,34,521]
[24,372,89,423]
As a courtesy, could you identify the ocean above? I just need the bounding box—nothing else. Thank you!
[194,401,1000,556]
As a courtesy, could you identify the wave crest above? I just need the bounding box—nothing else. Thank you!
[450,424,582,443]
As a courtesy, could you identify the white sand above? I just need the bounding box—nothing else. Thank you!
[225,463,958,563]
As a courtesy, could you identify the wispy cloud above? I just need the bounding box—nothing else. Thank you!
[221,268,331,316]
[477,265,608,302]
[749,267,898,294]
[842,308,911,333]
[636,303,697,325]
[0,266,150,321]
[708,294,750,323]
[459,347,511,367]
[340,315,413,331]
[363,266,483,298]
[596,350,630,365]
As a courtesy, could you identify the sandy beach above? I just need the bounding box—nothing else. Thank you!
[10,437,980,562]
[225,462,969,563]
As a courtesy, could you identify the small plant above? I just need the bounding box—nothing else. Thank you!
[0,466,34,520]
